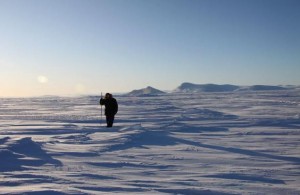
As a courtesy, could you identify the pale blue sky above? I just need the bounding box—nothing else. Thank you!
[1,0,299,96]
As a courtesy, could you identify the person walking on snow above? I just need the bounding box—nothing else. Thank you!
[100,93,118,127]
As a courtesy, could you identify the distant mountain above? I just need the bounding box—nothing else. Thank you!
[175,83,240,92]
[175,83,291,93]
[127,86,166,96]
[247,85,286,91]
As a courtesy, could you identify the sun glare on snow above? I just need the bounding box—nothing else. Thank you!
[37,75,48,83]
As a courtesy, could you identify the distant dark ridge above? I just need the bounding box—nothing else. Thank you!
[248,85,286,91]
[127,86,166,96]
[126,83,295,96]
[176,83,240,92]
[175,83,292,93]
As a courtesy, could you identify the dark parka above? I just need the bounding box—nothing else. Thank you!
[100,97,118,116]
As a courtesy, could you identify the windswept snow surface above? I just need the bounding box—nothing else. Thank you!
[1,90,300,194]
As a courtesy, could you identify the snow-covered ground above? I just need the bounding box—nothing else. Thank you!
[1,90,300,194]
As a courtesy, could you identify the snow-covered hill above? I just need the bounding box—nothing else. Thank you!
[127,86,166,96]
[175,82,291,93]
[175,83,240,92]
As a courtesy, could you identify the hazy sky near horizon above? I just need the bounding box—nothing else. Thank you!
[1,0,299,96]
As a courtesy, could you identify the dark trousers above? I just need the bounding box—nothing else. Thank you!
[106,115,115,127]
